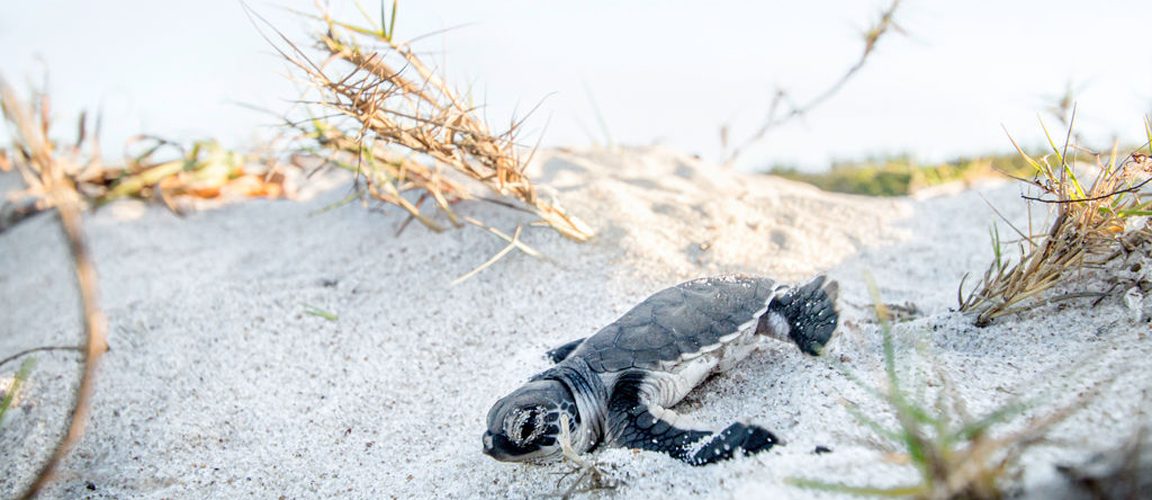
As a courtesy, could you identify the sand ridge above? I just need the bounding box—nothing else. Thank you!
[1,147,1147,498]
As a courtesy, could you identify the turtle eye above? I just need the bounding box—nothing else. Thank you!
[506,407,543,445]
[519,414,537,442]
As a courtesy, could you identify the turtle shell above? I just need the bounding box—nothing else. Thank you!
[572,276,777,372]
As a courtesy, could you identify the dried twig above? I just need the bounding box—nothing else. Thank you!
[722,0,905,166]
[554,414,617,499]
[1019,176,1152,204]
[1,80,110,499]
[20,176,108,499]
[451,225,525,286]
[0,198,45,233]
[0,346,83,371]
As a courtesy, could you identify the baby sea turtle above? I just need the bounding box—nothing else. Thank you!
[482,275,839,466]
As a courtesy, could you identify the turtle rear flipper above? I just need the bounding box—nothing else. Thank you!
[607,372,779,466]
[546,337,586,363]
[760,275,839,356]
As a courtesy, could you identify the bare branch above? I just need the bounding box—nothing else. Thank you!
[1,80,109,500]
[723,0,905,166]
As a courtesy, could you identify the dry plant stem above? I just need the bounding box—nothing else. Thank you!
[723,0,903,166]
[450,225,524,286]
[448,219,551,286]
[0,199,45,234]
[555,414,615,499]
[2,80,109,498]
[0,346,82,371]
[20,177,108,499]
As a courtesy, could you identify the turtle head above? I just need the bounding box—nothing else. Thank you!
[483,379,580,462]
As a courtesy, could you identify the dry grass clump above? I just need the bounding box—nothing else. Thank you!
[958,115,1152,326]
[98,137,291,212]
[790,282,1098,499]
[0,82,293,232]
[252,3,593,241]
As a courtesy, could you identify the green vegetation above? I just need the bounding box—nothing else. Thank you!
[303,305,339,322]
[0,82,290,232]
[789,279,1094,499]
[765,152,1036,196]
[0,358,35,428]
[99,138,288,210]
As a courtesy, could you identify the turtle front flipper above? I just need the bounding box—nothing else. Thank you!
[546,337,586,364]
[606,372,780,466]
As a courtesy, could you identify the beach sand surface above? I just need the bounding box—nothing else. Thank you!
[1,147,1147,498]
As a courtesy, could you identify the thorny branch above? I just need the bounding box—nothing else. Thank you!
[722,0,905,166]
[246,3,593,242]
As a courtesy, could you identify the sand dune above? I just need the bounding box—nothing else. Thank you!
[1,147,1147,498]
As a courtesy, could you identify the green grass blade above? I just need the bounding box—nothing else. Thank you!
[890,411,932,478]
[310,192,361,216]
[863,274,898,388]
[843,401,904,442]
[1118,209,1152,217]
[0,358,35,427]
[1037,117,1086,198]
[304,305,339,321]
[833,361,890,403]
[991,224,1002,271]
[881,320,898,393]
[1145,116,1152,155]
[1003,127,1044,174]
[1038,117,1064,165]
[387,1,398,42]
[786,477,924,497]
[325,17,387,38]
[952,401,1030,442]
[353,1,375,27]
[894,396,943,428]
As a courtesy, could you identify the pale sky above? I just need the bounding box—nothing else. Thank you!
[2,1,1150,171]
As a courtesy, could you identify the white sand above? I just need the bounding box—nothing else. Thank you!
[1,147,1148,498]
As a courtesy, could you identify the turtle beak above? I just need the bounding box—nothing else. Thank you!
[482,431,496,455]
[483,431,513,460]
[482,431,526,462]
